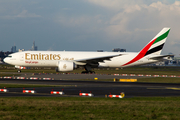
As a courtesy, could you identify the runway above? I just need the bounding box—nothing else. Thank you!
[1,78,180,98]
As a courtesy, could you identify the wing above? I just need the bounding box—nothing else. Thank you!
[74,54,124,66]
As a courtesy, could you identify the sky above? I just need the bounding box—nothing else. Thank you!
[0,0,180,56]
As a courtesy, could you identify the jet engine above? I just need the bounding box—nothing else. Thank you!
[57,61,77,72]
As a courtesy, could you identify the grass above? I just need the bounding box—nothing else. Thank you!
[137,77,180,83]
[94,67,180,75]
[0,97,180,119]
[1,66,180,75]
[0,74,20,77]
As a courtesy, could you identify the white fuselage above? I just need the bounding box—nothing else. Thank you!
[4,51,158,68]
[3,28,170,71]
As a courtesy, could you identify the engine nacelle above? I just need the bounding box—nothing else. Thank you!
[57,61,77,72]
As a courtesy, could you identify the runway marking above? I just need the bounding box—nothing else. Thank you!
[147,87,180,90]
[147,88,165,90]
[166,87,180,90]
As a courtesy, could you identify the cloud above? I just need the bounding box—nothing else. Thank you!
[86,0,143,11]
[52,1,180,54]
[16,10,41,18]
[55,15,91,27]
[0,0,180,56]
[90,2,179,39]
[107,1,180,30]
[1,10,41,19]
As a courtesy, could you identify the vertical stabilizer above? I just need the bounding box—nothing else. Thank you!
[141,28,170,56]
[122,28,170,66]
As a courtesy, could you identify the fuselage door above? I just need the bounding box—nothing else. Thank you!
[20,54,24,61]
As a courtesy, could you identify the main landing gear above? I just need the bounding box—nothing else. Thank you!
[81,71,95,74]
[81,65,95,74]
[17,70,21,73]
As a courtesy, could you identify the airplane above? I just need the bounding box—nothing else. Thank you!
[4,28,171,73]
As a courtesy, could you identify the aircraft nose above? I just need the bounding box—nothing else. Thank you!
[3,57,7,63]
[3,57,9,63]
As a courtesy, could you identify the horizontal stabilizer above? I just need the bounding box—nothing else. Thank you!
[149,55,174,60]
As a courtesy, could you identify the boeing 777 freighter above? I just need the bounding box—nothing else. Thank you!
[4,28,171,73]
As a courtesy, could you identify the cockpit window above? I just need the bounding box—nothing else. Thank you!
[8,56,12,58]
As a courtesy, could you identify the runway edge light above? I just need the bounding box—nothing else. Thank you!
[50,89,64,95]
[23,88,36,94]
[79,91,94,97]
[0,87,9,92]
[108,92,125,98]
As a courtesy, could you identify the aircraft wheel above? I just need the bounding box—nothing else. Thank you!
[81,71,95,74]
[55,68,58,72]
[17,70,21,73]
[81,71,88,74]
[90,71,95,74]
